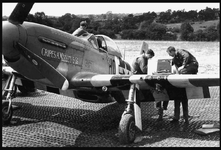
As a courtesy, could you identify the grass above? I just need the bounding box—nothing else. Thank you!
[115,40,220,75]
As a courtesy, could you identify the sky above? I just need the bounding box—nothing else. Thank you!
[2,2,220,17]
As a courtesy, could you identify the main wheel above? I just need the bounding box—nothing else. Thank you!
[118,113,136,144]
[2,101,13,125]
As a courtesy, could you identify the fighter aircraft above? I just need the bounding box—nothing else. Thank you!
[2,3,220,144]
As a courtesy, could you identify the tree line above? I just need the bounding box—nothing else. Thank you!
[2,7,220,41]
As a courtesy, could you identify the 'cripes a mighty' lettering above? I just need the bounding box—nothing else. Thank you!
[41,48,79,65]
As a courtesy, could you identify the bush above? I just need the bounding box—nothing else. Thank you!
[162,32,177,41]
[180,22,194,41]
[147,23,167,40]
[133,30,146,39]
[190,30,206,41]
[190,25,218,41]
[188,29,218,41]
[205,32,218,41]
[98,29,116,39]
[120,29,135,39]
[204,26,218,41]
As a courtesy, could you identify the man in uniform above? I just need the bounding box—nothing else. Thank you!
[166,46,199,123]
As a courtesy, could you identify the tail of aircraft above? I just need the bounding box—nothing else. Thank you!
[140,41,149,55]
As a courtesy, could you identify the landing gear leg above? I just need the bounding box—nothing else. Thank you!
[2,74,17,125]
[118,84,142,144]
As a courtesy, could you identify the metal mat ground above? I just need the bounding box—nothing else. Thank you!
[2,87,220,147]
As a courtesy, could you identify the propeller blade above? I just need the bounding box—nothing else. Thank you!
[8,3,34,25]
[16,42,69,90]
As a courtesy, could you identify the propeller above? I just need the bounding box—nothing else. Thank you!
[8,3,34,25]
[16,42,69,90]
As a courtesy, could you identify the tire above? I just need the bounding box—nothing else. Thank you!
[2,101,13,125]
[118,113,136,144]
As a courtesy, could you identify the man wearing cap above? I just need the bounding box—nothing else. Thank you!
[166,46,199,124]
[72,21,88,37]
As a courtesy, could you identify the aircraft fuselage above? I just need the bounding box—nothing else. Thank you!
[2,21,131,89]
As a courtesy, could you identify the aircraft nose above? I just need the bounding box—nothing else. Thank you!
[2,21,20,62]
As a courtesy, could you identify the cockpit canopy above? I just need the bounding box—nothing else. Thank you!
[79,33,122,58]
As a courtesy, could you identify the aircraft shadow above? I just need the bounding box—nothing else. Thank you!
[9,101,125,131]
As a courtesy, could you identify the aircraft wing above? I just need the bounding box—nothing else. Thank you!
[71,73,219,88]
[71,73,219,101]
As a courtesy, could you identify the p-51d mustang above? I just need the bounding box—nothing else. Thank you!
[2,3,220,144]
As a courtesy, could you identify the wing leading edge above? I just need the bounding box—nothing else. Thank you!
[70,73,219,89]
[70,73,219,101]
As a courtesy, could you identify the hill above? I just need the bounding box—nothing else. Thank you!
[166,20,219,31]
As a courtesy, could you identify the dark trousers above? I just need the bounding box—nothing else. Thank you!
[156,101,169,110]
[179,62,198,74]
[174,62,198,121]
[156,101,169,119]
[174,99,188,120]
